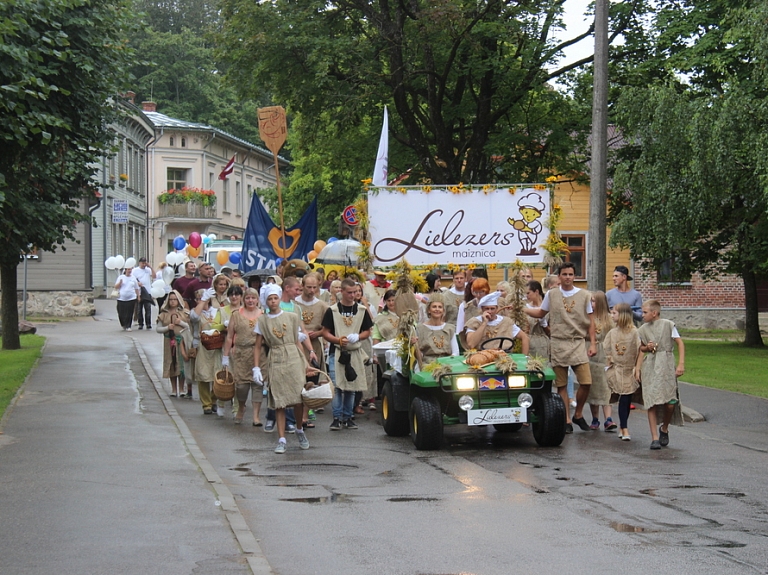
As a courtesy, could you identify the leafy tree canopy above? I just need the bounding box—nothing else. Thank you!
[0,0,138,349]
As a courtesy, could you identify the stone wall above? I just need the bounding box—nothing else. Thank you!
[662,308,745,330]
[17,291,96,317]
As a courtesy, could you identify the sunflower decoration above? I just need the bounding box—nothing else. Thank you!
[353,197,372,271]
[542,202,567,268]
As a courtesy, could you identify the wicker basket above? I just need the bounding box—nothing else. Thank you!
[201,330,226,350]
[301,370,333,410]
[213,367,235,401]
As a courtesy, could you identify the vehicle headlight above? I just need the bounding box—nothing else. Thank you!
[458,395,474,411]
[518,393,533,409]
[507,375,527,388]
[456,376,476,391]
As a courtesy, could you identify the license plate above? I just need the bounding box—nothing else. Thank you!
[468,407,527,426]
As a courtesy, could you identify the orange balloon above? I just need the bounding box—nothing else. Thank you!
[216,250,229,265]
[313,240,326,253]
[307,250,318,260]
[187,246,200,257]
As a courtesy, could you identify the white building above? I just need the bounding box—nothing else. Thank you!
[141,102,287,269]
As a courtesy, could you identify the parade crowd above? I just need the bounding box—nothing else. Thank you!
[113,258,685,453]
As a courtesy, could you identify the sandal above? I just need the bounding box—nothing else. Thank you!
[303,421,315,429]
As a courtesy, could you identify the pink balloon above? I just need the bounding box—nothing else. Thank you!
[189,232,202,249]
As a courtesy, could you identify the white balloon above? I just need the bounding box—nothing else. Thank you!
[152,279,165,290]
[114,255,125,269]
[162,266,175,285]
[166,251,177,265]
[151,286,165,298]
[105,257,115,270]
[208,234,217,241]
[124,257,137,269]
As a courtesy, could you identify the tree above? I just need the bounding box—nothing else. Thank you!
[0,0,137,349]
[217,0,641,186]
[610,87,768,347]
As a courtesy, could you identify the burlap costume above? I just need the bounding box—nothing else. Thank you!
[194,308,224,383]
[604,327,641,396]
[295,297,328,372]
[415,323,456,364]
[527,312,550,359]
[228,310,259,385]
[443,290,463,326]
[331,306,369,393]
[373,310,399,341]
[156,306,188,378]
[586,321,611,405]
[638,318,679,406]
[258,311,306,409]
[464,315,518,346]
[547,288,591,367]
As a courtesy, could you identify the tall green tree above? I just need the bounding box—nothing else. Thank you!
[608,0,768,347]
[0,0,137,349]
[217,0,641,186]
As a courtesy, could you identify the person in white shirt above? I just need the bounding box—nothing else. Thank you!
[525,262,597,434]
[114,267,140,331]
[132,257,154,330]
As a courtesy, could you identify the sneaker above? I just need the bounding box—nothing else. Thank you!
[329,418,342,431]
[650,440,662,450]
[308,409,317,421]
[203,408,213,415]
[126,327,132,332]
[217,406,224,418]
[658,426,669,447]
[296,431,310,450]
[264,420,275,432]
[315,407,325,414]
[564,423,573,434]
[569,399,577,408]
[589,418,600,430]
[604,418,618,431]
[572,416,591,432]
[286,423,296,434]
[274,440,287,454]
[343,419,358,430]
[369,402,377,411]
[146,325,152,330]
[138,325,144,330]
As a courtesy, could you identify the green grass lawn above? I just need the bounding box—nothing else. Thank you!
[684,339,768,398]
[0,335,46,420]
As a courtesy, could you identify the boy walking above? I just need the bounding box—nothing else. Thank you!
[636,300,685,450]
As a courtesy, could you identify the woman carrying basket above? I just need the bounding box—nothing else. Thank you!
[222,288,264,425]
[191,287,225,415]
[253,285,317,454]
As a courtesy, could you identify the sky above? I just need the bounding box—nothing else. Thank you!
[552,0,598,86]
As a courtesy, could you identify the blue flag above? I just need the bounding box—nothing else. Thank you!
[241,196,318,271]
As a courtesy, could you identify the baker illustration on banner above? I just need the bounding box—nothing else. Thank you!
[508,192,545,256]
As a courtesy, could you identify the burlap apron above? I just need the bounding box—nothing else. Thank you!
[332,306,368,392]
[548,289,590,367]
[295,298,328,372]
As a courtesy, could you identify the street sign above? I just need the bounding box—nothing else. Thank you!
[112,200,128,224]
[342,205,359,226]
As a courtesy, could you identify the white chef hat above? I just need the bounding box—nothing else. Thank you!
[261,284,282,308]
[478,291,501,308]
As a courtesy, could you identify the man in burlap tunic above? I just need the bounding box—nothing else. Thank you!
[294,273,328,373]
[321,278,373,430]
[525,262,596,433]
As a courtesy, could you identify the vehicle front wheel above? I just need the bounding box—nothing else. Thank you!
[531,393,566,447]
[410,396,443,450]
[493,423,523,433]
[381,381,410,436]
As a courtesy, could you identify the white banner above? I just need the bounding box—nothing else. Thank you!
[368,185,551,266]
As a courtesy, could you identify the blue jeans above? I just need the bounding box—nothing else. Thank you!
[329,354,355,421]
[266,407,295,426]
[567,367,575,399]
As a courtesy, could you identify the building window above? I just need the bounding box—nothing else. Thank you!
[557,234,586,279]
[236,181,242,215]
[657,256,690,284]
[169,136,174,147]
[181,137,187,148]
[167,168,187,191]
[222,179,229,212]
[209,172,215,189]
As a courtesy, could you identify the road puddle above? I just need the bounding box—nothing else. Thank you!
[387,497,439,502]
[280,493,354,504]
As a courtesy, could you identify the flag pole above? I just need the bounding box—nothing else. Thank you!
[258,106,289,259]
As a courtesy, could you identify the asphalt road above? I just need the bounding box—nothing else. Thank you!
[1,300,767,575]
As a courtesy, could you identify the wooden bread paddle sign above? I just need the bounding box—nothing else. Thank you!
[258,106,289,259]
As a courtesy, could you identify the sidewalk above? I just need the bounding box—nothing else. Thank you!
[0,301,257,575]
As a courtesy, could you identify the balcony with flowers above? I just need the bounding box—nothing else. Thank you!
[157,187,217,219]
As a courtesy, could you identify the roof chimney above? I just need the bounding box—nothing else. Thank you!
[125,91,135,104]
[142,101,157,113]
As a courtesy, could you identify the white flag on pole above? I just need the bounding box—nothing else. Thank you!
[372,106,388,186]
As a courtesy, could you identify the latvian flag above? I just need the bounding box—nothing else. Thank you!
[218,155,236,180]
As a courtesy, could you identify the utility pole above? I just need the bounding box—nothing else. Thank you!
[588,0,609,292]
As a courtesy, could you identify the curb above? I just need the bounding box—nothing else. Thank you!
[133,339,273,575]
[682,405,705,423]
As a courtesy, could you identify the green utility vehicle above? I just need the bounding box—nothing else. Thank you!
[381,338,566,450]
